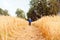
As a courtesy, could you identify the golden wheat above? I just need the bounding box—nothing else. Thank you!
[32,15,60,40]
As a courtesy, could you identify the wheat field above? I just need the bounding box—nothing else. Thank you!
[0,16,60,40]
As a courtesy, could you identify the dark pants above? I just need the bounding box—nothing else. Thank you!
[29,22,31,25]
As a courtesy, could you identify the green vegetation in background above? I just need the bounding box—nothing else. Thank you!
[0,8,9,16]
[15,8,25,19]
[27,0,60,21]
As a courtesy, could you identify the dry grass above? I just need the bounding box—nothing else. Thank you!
[0,16,60,40]
[0,16,40,40]
[32,15,60,40]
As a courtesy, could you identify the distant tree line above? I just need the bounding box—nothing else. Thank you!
[0,8,9,16]
[0,0,60,21]
[0,8,26,19]
[27,0,60,21]
[15,8,25,19]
